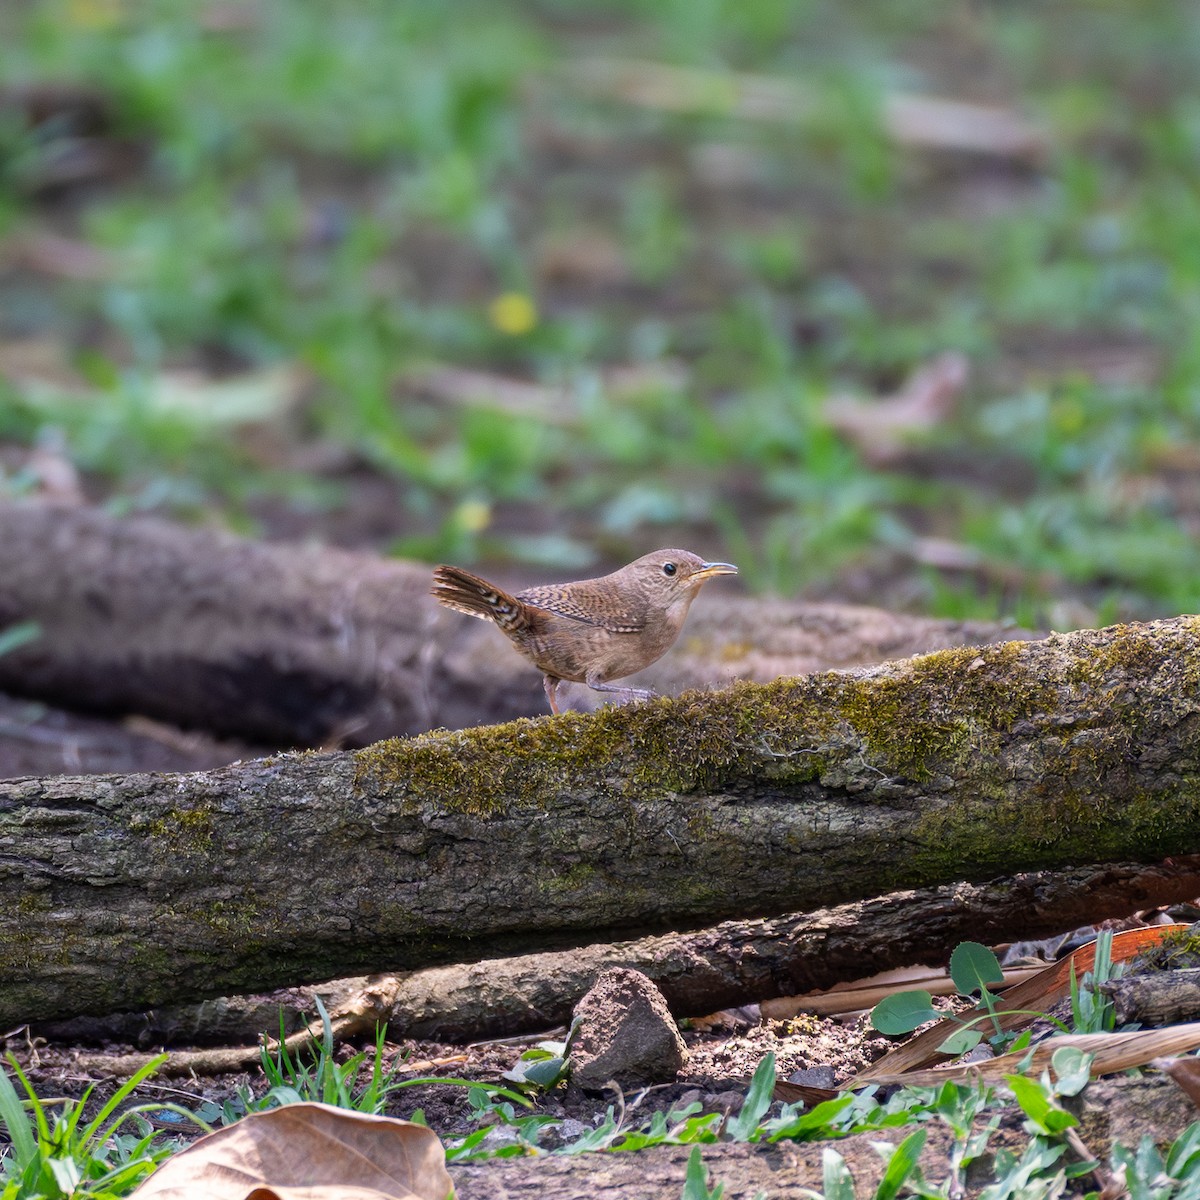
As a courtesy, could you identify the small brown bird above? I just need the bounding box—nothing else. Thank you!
[431,549,738,714]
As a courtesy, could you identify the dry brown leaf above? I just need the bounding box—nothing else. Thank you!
[1154,1056,1200,1111]
[402,360,687,424]
[849,924,1190,1084]
[823,351,969,465]
[567,59,1048,159]
[129,1102,453,1200]
[857,1022,1200,1087]
[762,963,1046,1021]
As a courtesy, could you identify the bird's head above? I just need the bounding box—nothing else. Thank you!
[624,549,738,610]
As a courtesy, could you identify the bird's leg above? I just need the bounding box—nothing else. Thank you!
[543,675,562,715]
[585,674,657,705]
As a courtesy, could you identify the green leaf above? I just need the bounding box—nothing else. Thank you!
[724,1053,776,1142]
[764,1094,856,1143]
[1050,1047,1092,1097]
[1165,1122,1200,1178]
[1005,1074,1077,1136]
[1009,1029,1033,1054]
[520,1057,568,1090]
[937,1026,983,1056]
[0,1059,37,1173]
[872,991,940,1034]
[949,942,1004,998]
[681,1146,723,1200]
[821,1148,857,1200]
[875,1128,928,1200]
[49,1156,82,1193]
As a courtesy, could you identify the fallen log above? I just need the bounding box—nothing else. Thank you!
[3,615,1200,1026]
[1102,968,1200,1028]
[36,858,1200,1051]
[0,500,1022,742]
[0,691,260,780]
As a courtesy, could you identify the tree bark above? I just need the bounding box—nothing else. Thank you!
[36,858,1200,1049]
[0,500,1023,743]
[3,614,1200,1027]
[1102,969,1200,1027]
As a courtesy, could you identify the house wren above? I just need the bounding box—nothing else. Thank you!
[431,549,738,713]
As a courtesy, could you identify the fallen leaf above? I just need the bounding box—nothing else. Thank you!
[1154,1056,1200,1111]
[567,59,1049,159]
[849,924,1191,1084]
[142,366,304,426]
[402,360,687,424]
[823,351,969,465]
[762,963,1046,1021]
[857,1023,1200,1087]
[129,1102,453,1200]
[8,363,305,429]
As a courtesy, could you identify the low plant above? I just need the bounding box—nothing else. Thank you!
[1069,931,1121,1034]
[259,998,405,1115]
[681,1145,726,1200]
[0,1053,204,1200]
[499,1021,577,1094]
[449,1053,948,1163]
[257,997,530,1117]
[1111,1122,1200,1200]
[870,934,1124,1056]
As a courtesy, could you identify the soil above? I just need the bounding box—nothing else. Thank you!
[2,1007,895,1149]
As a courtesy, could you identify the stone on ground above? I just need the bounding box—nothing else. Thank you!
[569,967,687,1089]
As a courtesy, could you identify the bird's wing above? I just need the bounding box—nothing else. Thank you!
[518,582,645,633]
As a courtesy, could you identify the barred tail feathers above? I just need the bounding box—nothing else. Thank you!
[431,565,528,634]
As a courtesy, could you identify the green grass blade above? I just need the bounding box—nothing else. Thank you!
[0,1059,37,1172]
[80,1053,168,1150]
[874,1128,928,1200]
[724,1053,776,1141]
[822,1147,857,1200]
[7,1055,53,1146]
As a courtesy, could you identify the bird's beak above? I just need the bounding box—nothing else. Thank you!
[693,561,738,581]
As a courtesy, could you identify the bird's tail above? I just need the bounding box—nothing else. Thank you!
[431,565,527,634]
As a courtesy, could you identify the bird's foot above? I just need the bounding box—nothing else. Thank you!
[586,680,658,706]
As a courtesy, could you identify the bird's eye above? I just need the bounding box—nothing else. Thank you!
[662,562,677,577]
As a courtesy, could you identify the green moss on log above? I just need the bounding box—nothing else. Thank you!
[351,636,1073,808]
[350,619,1200,899]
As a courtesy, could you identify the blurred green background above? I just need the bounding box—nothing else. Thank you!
[2,0,1199,628]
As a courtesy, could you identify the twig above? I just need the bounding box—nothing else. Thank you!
[567,58,1049,160]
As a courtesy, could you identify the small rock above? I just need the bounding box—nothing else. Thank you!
[704,1089,748,1113]
[787,1065,836,1089]
[569,967,688,1090]
[959,1043,996,1065]
[478,1125,523,1151]
[538,1117,588,1150]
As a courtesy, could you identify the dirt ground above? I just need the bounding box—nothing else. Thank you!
[5,1005,895,1148]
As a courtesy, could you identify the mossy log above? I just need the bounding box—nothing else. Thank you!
[35,858,1200,1050]
[3,615,1200,1026]
[0,501,1019,744]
